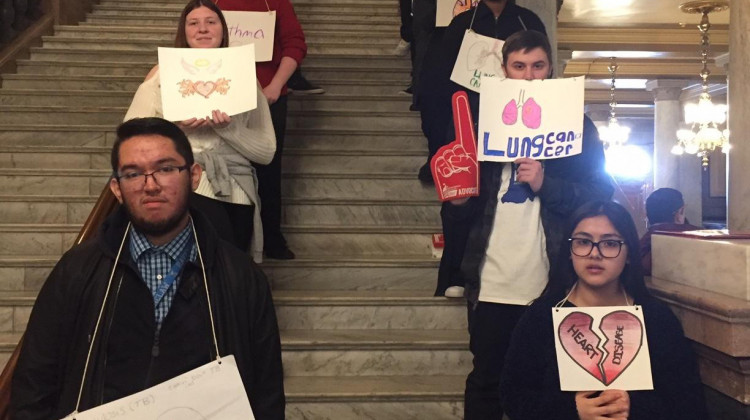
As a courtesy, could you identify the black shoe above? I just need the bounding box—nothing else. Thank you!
[418,162,434,185]
[287,76,325,95]
[409,103,419,112]
[399,85,413,95]
[265,246,296,260]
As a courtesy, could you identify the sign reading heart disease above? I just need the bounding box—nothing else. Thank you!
[158,44,257,121]
[552,306,653,391]
[478,76,585,162]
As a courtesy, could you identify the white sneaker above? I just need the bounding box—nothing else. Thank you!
[444,286,465,298]
[394,39,410,56]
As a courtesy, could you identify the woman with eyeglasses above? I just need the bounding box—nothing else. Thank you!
[498,201,708,420]
[124,0,275,262]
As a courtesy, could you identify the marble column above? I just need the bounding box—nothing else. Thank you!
[645,80,701,224]
[516,0,557,67]
[728,2,750,231]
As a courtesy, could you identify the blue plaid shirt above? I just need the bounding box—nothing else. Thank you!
[129,222,197,330]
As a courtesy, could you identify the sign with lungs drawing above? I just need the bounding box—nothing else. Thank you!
[158,44,257,121]
[477,76,585,162]
[552,306,653,391]
[431,91,479,201]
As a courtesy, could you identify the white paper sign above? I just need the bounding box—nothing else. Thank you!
[61,356,255,420]
[158,44,257,121]
[477,76,585,162]
[450,30,505,93]
[223,11,275,62]
[552,306,653,391]
[436,0,478,27]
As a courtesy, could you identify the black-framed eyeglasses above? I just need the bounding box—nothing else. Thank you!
[568,237,626,258]
[115,165,190,188]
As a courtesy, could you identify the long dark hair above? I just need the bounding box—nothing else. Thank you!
[543,201,650,303]
[174,0,230,48]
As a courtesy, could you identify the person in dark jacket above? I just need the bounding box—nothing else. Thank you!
[441,31,613,419]
[500,201,708,420]
[11,117,285,419]
[431,0,546,292]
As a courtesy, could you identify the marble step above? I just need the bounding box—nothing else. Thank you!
[284,151,424,175]
[26,48,409,68]
[78,18,398,32]
[315,80,411,95]
[285,130,426,151]
[282,198,439,226]
[0,256,56,292]
[43,32,398,48]
[285,375,463,419]
[273,290,466,330]
[0,89,135,107]
[282,173,434,201]
[283,225,438,258]
[261,257,438,291]
[0,168,108,195]
[287,111,420,131]
[85,12,399,25]
[1,74,143,91]
[17,59,154,76]
[0,290,466,334]
[93,0,399,16]
[281,329,470,377]
[0,195,97,225]
[0,106,124,126]
[0,146,109,170]
[0,224,80,257]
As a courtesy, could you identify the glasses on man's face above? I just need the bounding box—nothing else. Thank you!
[115,164,190,190]
[568,238,626,258]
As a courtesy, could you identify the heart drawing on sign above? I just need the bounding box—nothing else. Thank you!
[558,310,644,386]
[194,81,217,98]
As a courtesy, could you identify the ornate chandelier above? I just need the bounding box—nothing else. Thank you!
[672,1,729,167]
[598,57,630,149]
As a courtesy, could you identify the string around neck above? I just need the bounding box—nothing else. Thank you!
[555,282,633,310]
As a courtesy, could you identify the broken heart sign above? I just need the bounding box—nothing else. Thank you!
[431,91,479,201]
[552,306,653,391]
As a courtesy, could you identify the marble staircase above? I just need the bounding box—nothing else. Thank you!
[0,0,470,418]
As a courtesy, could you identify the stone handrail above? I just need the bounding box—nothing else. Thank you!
[0,185,118,419]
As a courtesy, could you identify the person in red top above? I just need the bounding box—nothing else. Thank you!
[215,0,307,259]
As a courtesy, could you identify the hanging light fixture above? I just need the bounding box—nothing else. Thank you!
[598,57,630,149]
[673,1,729,167]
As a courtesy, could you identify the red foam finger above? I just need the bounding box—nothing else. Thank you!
[451,91,476,153]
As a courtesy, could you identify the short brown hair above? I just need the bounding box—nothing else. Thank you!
[501,30,552,66]
[174,0,230,49]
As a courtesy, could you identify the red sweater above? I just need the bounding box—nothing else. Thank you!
[215,0,307,94]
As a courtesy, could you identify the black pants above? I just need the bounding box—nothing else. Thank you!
[399,0,413,42]
[464,302,527,419]
[435,201,471,296]
[255,94,288,252]
[190,193,254,251]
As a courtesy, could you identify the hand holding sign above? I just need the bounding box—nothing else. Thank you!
[431,91,479,201]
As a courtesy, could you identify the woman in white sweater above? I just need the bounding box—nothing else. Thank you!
[125,0,275,262]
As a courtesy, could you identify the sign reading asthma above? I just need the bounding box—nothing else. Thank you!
[223,11,276,62]
[477,76,585,162]
[552,306,653,391]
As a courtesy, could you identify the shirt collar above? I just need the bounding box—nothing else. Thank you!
[129,221,194,261]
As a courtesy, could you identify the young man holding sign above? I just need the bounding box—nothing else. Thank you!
[441,31,613,419]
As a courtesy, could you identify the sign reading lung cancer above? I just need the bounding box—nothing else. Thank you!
[223,11,275,62]
[478,77,585,162]
[450,30,504,93]
[552,306,654,391]
[158,44,257,121]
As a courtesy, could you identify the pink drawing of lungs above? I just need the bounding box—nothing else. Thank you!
[522,97,542,129]
[558,310,644,386]
[501,91,542,129]
[502,99,518,125]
